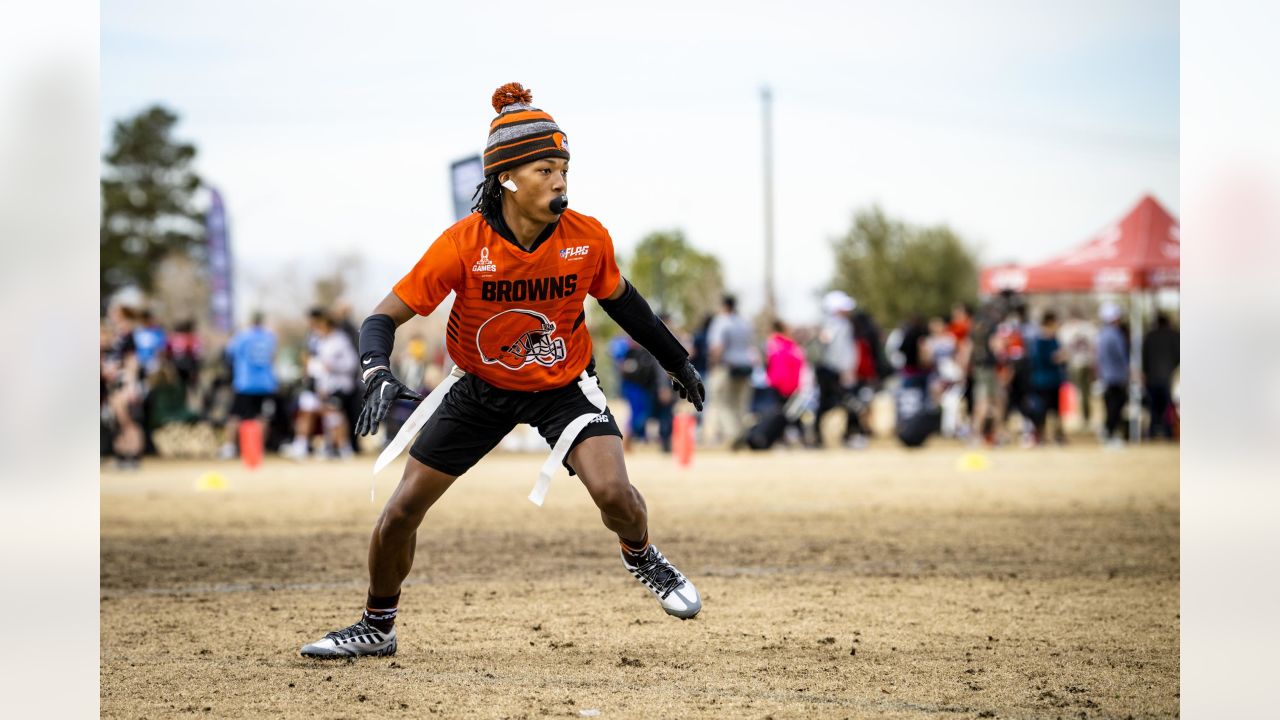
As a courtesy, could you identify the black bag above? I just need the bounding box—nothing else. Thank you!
[744,408,789,450]
[620,347,659,387]
[728,364,754,379]
[895,383,940,448]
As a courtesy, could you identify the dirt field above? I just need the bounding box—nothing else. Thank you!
[101,441,1179,719]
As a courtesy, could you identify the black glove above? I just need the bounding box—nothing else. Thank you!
[355,368,424,436]
[667,361,705,412]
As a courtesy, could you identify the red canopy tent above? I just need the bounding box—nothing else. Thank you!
[978,194,1179,443]
[979,194,1180,295]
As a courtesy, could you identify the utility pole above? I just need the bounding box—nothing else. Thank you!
[761,86,777,322]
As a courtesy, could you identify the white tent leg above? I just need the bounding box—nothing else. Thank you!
[1127,292,1144,444]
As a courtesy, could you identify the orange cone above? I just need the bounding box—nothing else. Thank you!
[239,419,263,470]
[673,414,695,468]
[1059,382,1076,422]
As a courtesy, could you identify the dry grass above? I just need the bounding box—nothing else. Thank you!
[101,441,1178,719]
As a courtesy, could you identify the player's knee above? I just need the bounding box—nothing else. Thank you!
[377,502,418,540]
[596,481,643,521]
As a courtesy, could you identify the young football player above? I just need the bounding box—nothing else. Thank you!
[302,83,705,658]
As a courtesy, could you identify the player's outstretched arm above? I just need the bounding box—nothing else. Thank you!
[355,292,424,436]
[597,278,705,412]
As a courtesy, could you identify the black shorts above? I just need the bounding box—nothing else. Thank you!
[326,389,355,411]
[409,369,622,478]
[230,392,275,419]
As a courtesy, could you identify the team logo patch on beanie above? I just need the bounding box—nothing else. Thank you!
[483,82,570,177]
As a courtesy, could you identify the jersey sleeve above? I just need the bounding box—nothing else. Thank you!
[588,225,623,299]
[393,232,464,316]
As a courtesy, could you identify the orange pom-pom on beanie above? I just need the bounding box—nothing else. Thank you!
[491,82,534,113]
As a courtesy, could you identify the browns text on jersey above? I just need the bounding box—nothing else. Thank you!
[480,274,578,302]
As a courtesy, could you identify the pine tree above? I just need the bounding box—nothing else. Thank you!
[101,105,206,305]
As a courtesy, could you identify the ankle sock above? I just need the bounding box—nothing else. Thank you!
[619,532,650,562]
[363,590,400,632]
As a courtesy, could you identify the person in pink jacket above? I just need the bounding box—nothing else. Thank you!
[766,321,806,404]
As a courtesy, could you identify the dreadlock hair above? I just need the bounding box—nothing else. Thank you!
[471,174,504,218]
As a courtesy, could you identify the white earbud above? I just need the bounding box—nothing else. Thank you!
[501,178,518,192]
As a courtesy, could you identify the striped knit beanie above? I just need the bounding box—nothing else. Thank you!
[483,82,569,177]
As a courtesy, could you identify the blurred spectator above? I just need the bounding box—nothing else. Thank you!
[1026,311,1067,445]
[1142,313,1180,440]
[765,321,805,403]
[286,309,357,459]
[1097,301,1129,444]
[734,320,810,452]
[651,374,675,453]
[897,315,933,383]
[332,299,360,348]
[949,303,975,427]
[651,313,678,453]
[851,310,887,442]
[616,335,661,450]
[396,337,431,393]
[949,303,973,343]
[689,314,713,379]
[996,306,1029,442]
[1016,304,1039,343]
[853,310,889,382]
[763,320,807,442]
[384,337,433,443]
[1058,307,1098,430]
[144,356,198,434]
[892,315,938,447]
[707,294,756,444]
[102,304,144,468]
[166,318,202,401]
[968,301,1004,445]
[1003,306,1028,404]
[312,310,359,458]
[926,316,957,371]
[927,316,965,438]
[220,312,279,459]
[331,299,364,449]
[685,316,714,439]
[132,308,167,375]
[286,310,325,459]
[814,290,858,447]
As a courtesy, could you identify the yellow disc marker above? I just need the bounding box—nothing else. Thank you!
[196,471,228,492]
[955,451,990,473]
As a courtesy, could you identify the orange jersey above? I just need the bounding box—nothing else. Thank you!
[393,209,622,392]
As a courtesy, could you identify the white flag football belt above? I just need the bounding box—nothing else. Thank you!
[371,367,607,507]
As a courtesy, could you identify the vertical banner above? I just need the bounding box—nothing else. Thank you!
[206,187,234,333]
[450,155,484,221]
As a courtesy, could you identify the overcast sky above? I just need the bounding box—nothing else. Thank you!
[101,0,1178,324]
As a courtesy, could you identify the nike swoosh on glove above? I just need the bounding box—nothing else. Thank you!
[667,362,705,412]
[355,368,425,436]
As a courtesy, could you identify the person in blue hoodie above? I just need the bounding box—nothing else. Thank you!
[221,312,278,459]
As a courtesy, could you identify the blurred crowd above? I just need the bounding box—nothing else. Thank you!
[612,291,1180,453]
[101,290,1179,468]
[99,301,448,469]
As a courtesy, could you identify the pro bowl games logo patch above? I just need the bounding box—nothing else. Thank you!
[476,309,566,370]
[472,247,497,273]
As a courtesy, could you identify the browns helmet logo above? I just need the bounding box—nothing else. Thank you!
[476,309,566,370]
